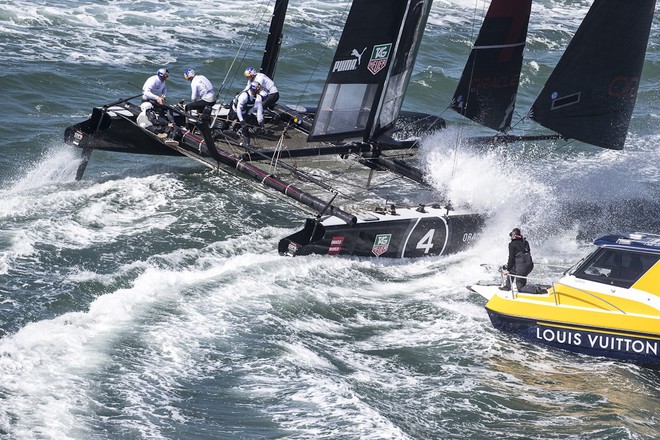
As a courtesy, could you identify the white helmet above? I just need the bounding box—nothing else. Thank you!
[140,102,153,111]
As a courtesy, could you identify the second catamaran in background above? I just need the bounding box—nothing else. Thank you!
[451,0,655,150]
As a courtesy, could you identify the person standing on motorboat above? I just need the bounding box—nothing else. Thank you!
[243,67,279,110]
[500,227,534,291]
[231,81,264,146]
[142,68,169,106]
[182,69,216,113]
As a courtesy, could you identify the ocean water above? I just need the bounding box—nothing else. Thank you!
[0,0,658,439]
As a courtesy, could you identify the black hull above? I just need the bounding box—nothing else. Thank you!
[63,102,441,158]
[63,100,479,260]
[64,104,183,156]
[486,310,660,369]
[280,208,485,258]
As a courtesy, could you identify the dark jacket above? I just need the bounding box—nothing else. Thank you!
[507,237,534,275]
[145,109,170,133]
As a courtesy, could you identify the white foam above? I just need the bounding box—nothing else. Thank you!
[0,1,657,437]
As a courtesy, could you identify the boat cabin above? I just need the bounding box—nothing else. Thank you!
[570,233,660,291]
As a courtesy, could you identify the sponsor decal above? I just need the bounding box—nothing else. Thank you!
[469,74,520,90]
[332,47,367,73]
[328,236,344,255]
[73,130,84,146]
[535,327,658,356]
[608,76,640,97]
[372,234,391,257]
[367,43,392,75]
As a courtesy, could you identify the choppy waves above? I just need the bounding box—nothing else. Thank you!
[0,0,658,439]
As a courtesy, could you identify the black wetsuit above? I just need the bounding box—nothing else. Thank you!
[503,237,534,290]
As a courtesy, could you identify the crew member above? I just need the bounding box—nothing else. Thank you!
[501,227,534,291]
[142,68,169,106]
[183,69,216,113]
[231,81,264,146]
[243,67,279,109]
[137,102,179,142]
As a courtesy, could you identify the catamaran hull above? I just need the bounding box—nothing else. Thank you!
[64,103,439,158]
[65,102,482,259]
[486,310,660,368]
[279,209,485,258]
[64,105,183,156]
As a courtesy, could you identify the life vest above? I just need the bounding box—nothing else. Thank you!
[232,91,256,113]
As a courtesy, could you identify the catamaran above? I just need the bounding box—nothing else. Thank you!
[64,0,485,259]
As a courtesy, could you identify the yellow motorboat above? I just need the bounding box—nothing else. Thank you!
[469,232,660,368]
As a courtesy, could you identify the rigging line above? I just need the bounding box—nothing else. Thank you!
[217,0,274,103]
[507,110,528,131]
[506,115,535,135]
[508,110,561,137]
[268,129,287,175]
[447,125,463,201]
[442,0,486,207]
[460,0,489,118]
[217,37,249,101]
[438,105,453,118]
[293,1,354,109]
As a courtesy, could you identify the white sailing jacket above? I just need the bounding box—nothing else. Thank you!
[142,75,167,101]
[244,73,278,95]
[190,75,215,102]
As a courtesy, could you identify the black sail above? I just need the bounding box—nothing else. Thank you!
[309,0,432,142]
[374,0,432,138]
[450,0,532,132]
[530,0,656,150]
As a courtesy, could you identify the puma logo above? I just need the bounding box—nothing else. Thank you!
[333,47,368,73]
[351,47,367,65]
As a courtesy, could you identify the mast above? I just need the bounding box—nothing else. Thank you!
[308,0,433,143]
[260,0,290,79]
[529,0,655,150]
[450,0,532,132]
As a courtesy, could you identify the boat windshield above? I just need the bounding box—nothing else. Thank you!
[574,248,659,288]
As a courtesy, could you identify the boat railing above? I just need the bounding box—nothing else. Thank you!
[500,270,627,315]
[549,282,627,314]
[501,272,531,299]
[503,274,627,314]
